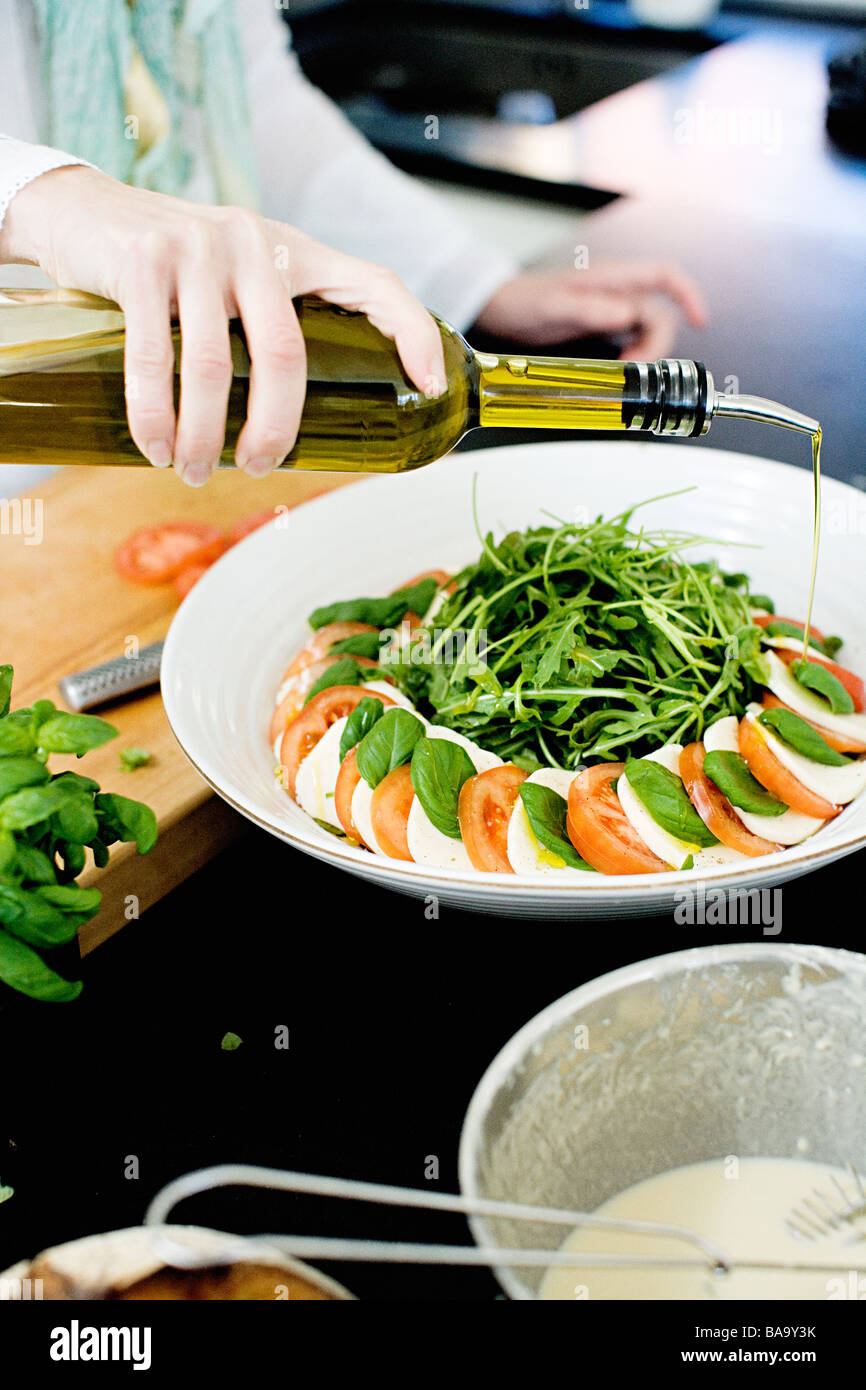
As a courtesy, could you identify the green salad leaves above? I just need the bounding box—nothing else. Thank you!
[0,665,157,1004]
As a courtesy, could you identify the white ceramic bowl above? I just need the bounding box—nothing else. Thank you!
[160,441,866,918]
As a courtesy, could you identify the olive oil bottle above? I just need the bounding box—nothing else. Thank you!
[0,288,817,473]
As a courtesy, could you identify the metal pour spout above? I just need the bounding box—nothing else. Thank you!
[709,389,819,436]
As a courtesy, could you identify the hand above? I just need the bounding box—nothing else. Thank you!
[474,261,708,360]
[0,167,447,485]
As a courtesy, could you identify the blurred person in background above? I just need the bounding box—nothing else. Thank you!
[0,0,706,486]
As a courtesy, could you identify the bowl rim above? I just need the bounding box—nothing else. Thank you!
[456,940,866,1299]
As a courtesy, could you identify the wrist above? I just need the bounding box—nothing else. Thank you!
[0,164,92,266]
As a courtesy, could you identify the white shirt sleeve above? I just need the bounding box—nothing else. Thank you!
[0,134,93,234]
[238,3,516,331]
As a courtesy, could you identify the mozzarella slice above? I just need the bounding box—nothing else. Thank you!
[294,717,348,828]
[351,777,385,855]
[361,679,417,710]
[506,767,590,875]
[762,635,828,661]
[703,715,824,845]
[743,704,866,805]
[763,650,866,742]
[405,732,501,870]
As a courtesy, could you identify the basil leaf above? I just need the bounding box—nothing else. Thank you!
[680,854,695,870]
[339,696,385,762]
[329,633,383,661]
[0,783,70,831]
[0,885,78,947]
[36,884,102,914]
[0,711,38,756]
[94,793,158,854]
[0,928,82,1002]
[51,790,99,844]
[37,712,118,756]
[57,841,86,878]
[0,830,15,874]
[702,750,787,816]
[410,736,476,839]
[390,578,438,620]
[303,657,369,705]
[0,756,51,800]
[356,708,426,789]
[749,595,775,614]
[0,666,13,719]
[625,759,719,847]
[308,596,407,630]
[790,659,855,715]
[15,845,57,885]
[757,708,849,767]
[519,783,595,870]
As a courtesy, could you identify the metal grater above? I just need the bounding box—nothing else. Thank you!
[58,641,164,712]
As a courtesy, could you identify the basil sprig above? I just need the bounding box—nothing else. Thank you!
[625,759,718,847]
[0,668,158,1003]
[790,660,855,715]
[757,708,849,767]
[410,737,476,838]
[329,632,383,661]
[519,783,594,870]
[702,750,787,816]
[356,709,426,789]
[303,657,376,706]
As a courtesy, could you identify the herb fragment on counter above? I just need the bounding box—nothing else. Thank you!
[118,747,152,772]
[0,667,158,1004]
[221,1032,243,1051]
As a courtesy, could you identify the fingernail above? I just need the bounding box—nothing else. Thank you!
[423,371,446,399]
[240,456,280,479]
[177,461,211,488]
[145,440,173,468]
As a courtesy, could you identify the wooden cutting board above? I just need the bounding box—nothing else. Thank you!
[0,464,352,954]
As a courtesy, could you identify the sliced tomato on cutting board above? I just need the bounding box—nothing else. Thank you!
[115,522,226,584]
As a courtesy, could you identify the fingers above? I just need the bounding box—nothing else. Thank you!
[618,298,678,361]
[587,261,708,328]
[284,230,446,397]
[233,273,306,477]
[173,277,234,486]
[121,274,176,469]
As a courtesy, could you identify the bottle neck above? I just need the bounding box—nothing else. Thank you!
[472,351,712,438]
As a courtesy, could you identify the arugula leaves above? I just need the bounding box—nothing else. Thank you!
[410,737,476,838]
[790,659,855,715]
[757,708,849,766]
[0,668,158,1004]
[519,783,594,870]
[625,759,719,847]
[356,709,425,789]
[702,750,787,816]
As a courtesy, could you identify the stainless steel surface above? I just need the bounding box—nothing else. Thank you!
[710,391,820,436]
[59,640,164,712]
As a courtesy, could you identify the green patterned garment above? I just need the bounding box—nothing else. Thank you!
[31,0,260,207]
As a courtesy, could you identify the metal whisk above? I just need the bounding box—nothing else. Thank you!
[786,1166,866,1244]
[144,1164,865,1279]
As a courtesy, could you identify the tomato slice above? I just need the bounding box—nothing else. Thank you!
[370,764,416,861]
[280,686,395,800]
[174,561,212,600]
[335,748,365,845]
[566,763,667,875]
[457,765,527,873]
[737,717,840,820]
[228,510,278,545]
[269,654,382,745]
[775,649,864,712]
[115,522,226,584]
[680,742,782,858]
[282,621,378,681]
[753,613,826,643]
[760,693,866,754]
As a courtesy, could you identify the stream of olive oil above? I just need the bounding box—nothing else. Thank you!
[801,426,821,659]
